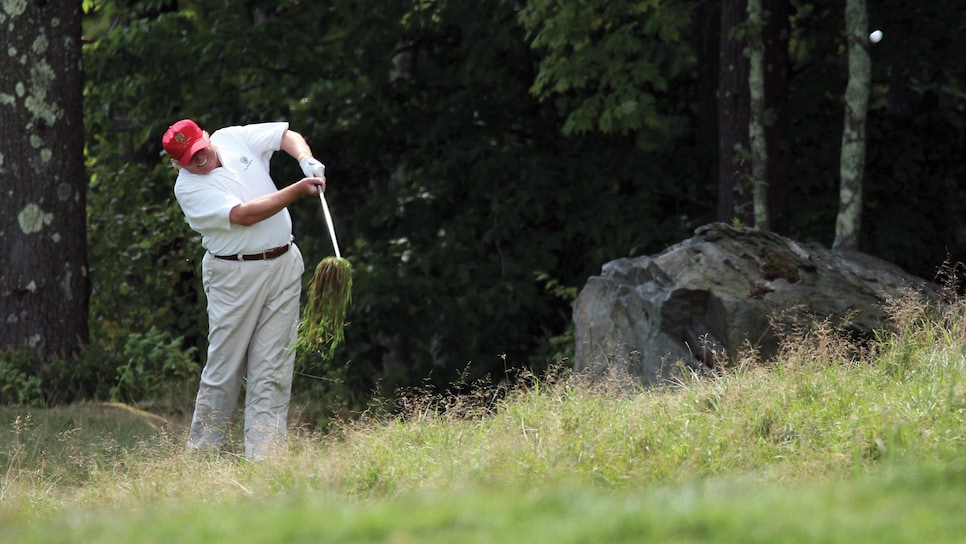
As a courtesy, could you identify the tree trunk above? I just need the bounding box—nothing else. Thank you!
[696,0,720,209]
[747,0,769,231]
[717,0,752,226]
[763,0,790,235]
[0,0,89,357]
[834,0,870,250]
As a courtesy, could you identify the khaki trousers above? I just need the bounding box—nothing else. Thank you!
[188,244,304,460]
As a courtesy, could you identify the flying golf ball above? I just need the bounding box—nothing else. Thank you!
[869,30,883,43]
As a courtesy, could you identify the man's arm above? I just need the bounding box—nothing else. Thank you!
[282,129,326,178]
[280,129,313,161]
[228,176,324,226]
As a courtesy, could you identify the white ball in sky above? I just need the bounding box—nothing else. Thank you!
[869,30,884,43]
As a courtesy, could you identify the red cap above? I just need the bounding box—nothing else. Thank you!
[162,119,210,164]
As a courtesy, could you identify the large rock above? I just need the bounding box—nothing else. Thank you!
[573,223,934,385]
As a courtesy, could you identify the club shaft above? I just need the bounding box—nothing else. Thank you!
[318,189,342,259]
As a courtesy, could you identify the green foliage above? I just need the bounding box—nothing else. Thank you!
[307,0,702,393]
[0,347,105,407]
[0,329,198,407]
[86,160,207,362]
[109,327,200,402]
[0,350,45,408]
[77,0,966,414]
[519,0,696,135]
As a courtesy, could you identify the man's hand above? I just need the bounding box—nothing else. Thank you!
[299,156,325,178]
[300,176,326,195]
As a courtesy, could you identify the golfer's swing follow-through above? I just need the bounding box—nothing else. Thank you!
[162,118,337,460]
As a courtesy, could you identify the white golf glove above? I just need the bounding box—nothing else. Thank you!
[299,156,325,178]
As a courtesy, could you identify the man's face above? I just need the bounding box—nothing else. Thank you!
[180,145,218,175]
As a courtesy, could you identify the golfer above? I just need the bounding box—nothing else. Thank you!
[162,119,326,460]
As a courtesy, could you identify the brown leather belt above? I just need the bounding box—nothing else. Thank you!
[213,243,291,261]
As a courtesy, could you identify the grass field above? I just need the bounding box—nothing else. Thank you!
[3,291,965,542]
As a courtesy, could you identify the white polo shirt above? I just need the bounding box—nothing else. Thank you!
[174,122,293,257]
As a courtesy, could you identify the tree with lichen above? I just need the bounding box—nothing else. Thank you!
[747,0,769,231]
[0,0,89,358]
[834,0,870,250]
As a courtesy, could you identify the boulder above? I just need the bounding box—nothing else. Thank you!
[573,223,935,385]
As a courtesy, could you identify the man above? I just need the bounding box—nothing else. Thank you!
[162,119,326,460]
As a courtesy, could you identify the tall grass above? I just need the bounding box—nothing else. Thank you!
[2,286,966,542]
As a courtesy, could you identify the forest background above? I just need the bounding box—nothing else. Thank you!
[1,0,965,421]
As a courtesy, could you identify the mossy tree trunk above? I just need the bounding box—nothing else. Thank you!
[747,0,769,231]
[834,0,870,250]
[0,0,88,357]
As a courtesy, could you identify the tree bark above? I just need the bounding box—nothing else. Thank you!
[834,0,870,250]
[747,0,769,230]
[717,0,752,226]
[696,0,721,211]
[0,0,89,357]
[763,0,790,235]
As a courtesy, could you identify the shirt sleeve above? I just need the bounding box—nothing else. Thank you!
[215,122,289,164]
[174,174,240,232]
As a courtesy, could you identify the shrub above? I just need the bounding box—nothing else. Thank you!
[0,329,199,408]
[0,349,45,407]
[107,327,200,403]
